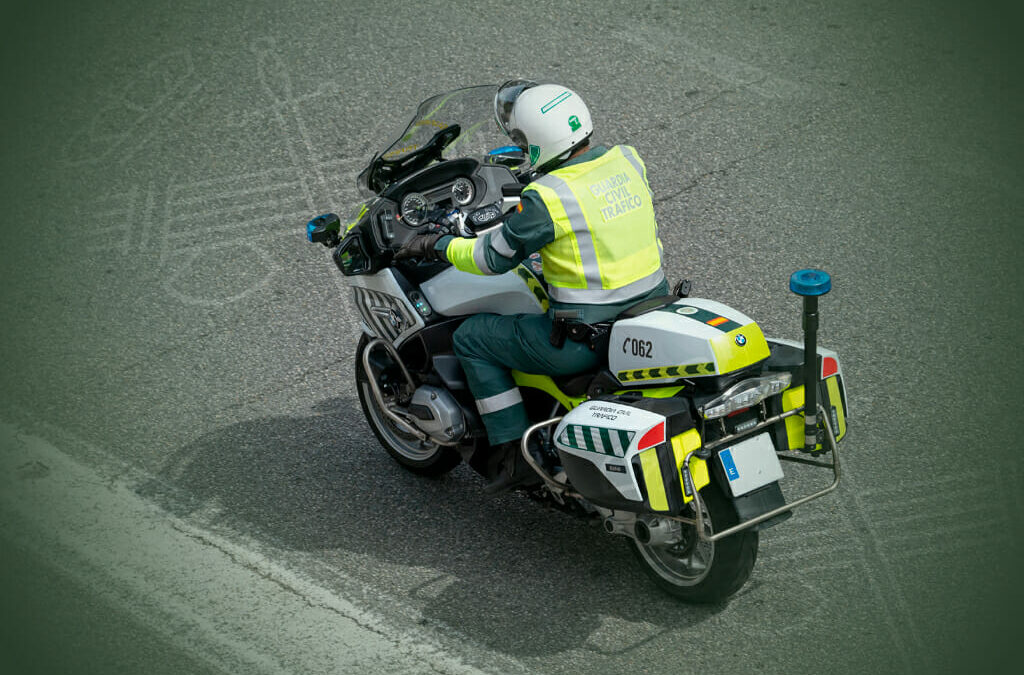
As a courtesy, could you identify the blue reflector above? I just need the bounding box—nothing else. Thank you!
[488,145,522,155]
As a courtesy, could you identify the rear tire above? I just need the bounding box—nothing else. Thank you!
[630,482,758,603]
[355,335,461,477]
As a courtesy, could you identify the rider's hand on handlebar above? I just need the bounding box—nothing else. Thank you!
[418,221,448,235]
[394,232,445,262]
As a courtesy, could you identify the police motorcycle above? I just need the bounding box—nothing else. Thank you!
[306,86,849,603]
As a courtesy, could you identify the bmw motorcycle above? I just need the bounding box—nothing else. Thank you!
[305,86,849,603]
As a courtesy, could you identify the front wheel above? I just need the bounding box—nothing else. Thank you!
[630,482,758,603]
[355,335,461,476]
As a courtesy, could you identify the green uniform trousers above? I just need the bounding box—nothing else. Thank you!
[452,313,600,445]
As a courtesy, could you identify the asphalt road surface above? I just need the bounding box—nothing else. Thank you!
[2,1,1022,673]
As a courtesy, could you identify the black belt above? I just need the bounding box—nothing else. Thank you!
[549,310,612,351]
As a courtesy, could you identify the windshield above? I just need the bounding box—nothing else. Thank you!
[358,85,511,196]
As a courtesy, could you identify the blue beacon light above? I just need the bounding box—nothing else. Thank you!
[789,268,831,454]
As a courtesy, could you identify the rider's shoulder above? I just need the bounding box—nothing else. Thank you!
[524,145,611,189]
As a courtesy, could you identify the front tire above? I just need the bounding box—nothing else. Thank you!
[355,335,461,476]
[630,482,758,603]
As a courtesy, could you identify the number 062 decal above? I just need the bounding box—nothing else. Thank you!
[622,337,654,359]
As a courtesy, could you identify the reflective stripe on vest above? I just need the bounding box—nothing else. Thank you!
[549,268,665,303]
[525,145,664,304]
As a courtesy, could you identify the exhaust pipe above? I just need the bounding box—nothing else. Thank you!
[602,512,636,538]
[634,517,681,546]
[634,519,653,543]
[789,269,832,454]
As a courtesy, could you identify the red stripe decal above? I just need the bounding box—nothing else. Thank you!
[637,422,665,450]
[822,356,839,379]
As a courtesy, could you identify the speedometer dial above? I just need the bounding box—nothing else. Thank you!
[451,177,475,206]
[400,192,429,225]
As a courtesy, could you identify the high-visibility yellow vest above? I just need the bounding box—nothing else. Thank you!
[524,145,664,304]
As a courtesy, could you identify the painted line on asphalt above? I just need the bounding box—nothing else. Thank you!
[0,422,504,675]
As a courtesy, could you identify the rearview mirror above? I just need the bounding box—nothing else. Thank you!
[333,232,371,276]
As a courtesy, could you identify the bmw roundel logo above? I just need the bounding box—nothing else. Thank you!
[735,334,747,346]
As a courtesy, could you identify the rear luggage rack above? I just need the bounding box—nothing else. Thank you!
[682,403,840,542]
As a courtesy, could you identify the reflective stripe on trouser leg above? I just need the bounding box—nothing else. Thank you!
[452,312,601,445]
[474,388,526,447]
[475,388,523,415]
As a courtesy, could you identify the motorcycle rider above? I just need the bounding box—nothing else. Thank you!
[396,80,668,491]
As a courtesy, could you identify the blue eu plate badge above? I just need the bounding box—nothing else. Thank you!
[716,434,784,497]
[719,449,740,481]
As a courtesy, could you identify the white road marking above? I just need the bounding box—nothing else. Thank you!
[0,423,502,675]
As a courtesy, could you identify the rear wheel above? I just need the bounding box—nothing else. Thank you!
[355,335,461,476]
[630,482,758,603]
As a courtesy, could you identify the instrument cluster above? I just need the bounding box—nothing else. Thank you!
[372,161,520,251]
[398,175,476,227]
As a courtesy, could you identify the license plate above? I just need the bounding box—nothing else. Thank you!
[716,433,784,497]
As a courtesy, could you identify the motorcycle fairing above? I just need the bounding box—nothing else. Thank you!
[419,264,546,317]
[512,370,690,417]
[348,269,426,345]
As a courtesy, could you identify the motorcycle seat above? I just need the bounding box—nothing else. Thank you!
[614,294,679,320]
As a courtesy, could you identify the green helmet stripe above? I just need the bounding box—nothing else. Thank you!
[541,91,572,114]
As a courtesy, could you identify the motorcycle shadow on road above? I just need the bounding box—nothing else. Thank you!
[138,397,735,657]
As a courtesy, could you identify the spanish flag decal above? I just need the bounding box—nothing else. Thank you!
[658,305,743,333]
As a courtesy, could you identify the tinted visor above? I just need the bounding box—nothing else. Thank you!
[494,79,537,135]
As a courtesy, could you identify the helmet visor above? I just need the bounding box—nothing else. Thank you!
[494,79,537,136]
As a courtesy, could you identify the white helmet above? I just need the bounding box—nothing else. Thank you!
[494,80,593,170]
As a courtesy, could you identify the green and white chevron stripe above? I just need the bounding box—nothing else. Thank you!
[557,424,635,457]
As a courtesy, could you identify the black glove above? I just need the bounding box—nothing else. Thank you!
[394,232,445,261]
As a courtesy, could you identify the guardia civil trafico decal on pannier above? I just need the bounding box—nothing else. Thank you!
[551,398,712,511]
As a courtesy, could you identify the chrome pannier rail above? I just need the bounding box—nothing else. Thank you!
[685,403,840,542]
[520,402,841,541]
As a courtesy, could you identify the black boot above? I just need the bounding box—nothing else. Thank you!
[483,439,541,494]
